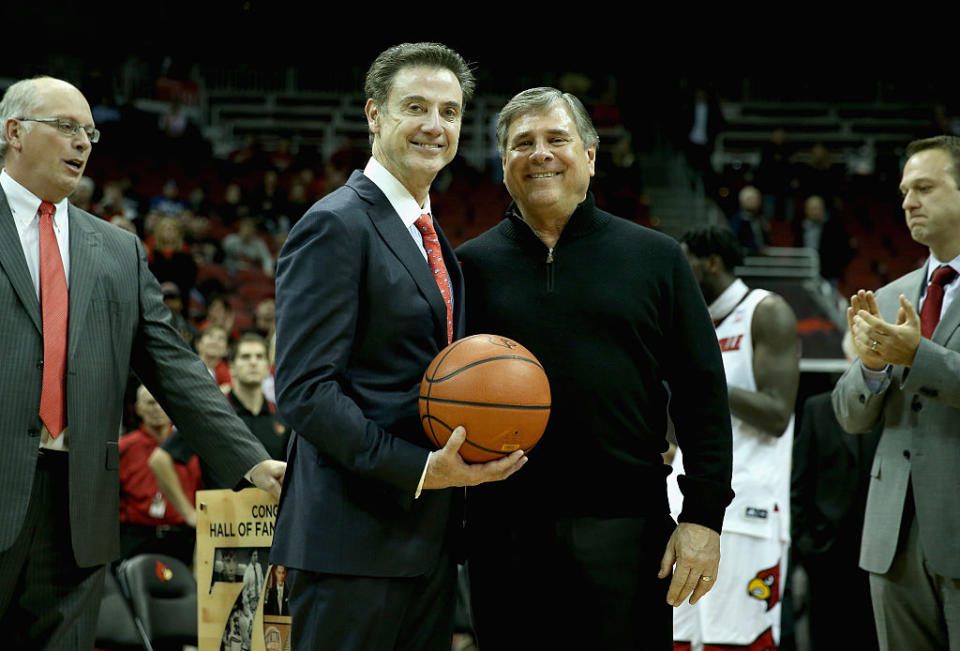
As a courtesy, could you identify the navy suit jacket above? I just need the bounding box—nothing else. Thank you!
[270,170,464,577]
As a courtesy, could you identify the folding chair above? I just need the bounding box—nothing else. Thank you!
[116,553,197,651]
[95,568,141,650]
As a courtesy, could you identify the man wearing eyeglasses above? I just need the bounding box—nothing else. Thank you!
[0,76,286,649]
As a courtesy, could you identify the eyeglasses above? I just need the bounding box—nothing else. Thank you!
[17,117,100,143]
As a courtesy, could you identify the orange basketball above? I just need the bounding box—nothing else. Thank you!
[419,334,551,463]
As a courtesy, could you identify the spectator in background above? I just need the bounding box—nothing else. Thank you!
[683,86,725,194]
[149,178,188,217]
[187,186,214,217]
[94,180,139,222]
[150,333,287,522]
[149,215,198,301]
[158,96,189,140]
[268,138,296,174]
[250,169,284,226]
[795,194,853,288]
[285,179,311,229]
[757,128,796,222]
[69,176,95,212]
[223,217,275,276]
[118,386,201,566]
[161,282,197,344]
[728,184,770,254]
[197,292,238,335]
[253,298,276,341]
[796,142,844,208]
[195,324,232,388]
[792,333,881,651]
[218,182,252,225]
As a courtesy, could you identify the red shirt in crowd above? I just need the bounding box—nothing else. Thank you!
[118,427,203,527]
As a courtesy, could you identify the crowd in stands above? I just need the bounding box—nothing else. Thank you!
[698,135,928,298]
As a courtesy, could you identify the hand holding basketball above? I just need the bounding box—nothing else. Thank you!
[421,426,527,490]
[419,334,551,462]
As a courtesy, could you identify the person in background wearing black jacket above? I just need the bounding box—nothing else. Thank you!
[793,337,881,650]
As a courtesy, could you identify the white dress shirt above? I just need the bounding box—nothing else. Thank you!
[1,169,72,450]
[364,157,430,262]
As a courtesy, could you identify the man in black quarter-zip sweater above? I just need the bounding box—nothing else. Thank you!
[457,87,734,651]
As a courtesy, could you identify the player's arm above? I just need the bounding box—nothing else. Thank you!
[148,446,197,527]
[728,294,799,437]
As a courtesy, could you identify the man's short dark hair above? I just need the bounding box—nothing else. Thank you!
[363,43,475,146]
[905,135,960,189]
[231,332,269,361]
[681,225,745,272]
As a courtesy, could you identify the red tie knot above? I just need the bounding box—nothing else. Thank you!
[931,265,957,288]
[39,201,56,221]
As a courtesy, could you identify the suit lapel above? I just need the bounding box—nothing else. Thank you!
[0,188,42,334]
[66,206,101,360]
[350,172,449,346]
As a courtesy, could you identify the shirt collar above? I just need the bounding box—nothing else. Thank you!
[708,278,750,323]
[926,253,960,284]
[1,168,70,230]
[363,157,432,228]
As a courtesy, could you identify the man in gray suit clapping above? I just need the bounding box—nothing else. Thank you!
[834,135,960,651]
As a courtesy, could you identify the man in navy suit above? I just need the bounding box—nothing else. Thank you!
[270,43,527,650]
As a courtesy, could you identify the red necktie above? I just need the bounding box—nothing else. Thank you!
[38,201,68,437]
[415,213,453,345]
[920,265,957,339]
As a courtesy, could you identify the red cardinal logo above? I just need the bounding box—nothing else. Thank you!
[155,560,174,582]
[747,562,780,611]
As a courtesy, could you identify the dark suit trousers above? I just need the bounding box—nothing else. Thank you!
[0,451,106,650]
[468,515,675,650]
[287,549,456,651]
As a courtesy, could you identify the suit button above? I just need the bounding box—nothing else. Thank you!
[858,394,866,404]
[37,359,43,369]
[911,397,922,412]
[903,450,911,459]
[27,427,40,437]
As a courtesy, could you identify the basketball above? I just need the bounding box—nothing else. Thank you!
[419,334,551,463]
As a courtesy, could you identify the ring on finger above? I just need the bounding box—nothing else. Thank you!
[699,575,713,582]
[871,339,879,351]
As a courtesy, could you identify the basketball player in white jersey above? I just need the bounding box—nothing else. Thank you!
[668,226,800,651]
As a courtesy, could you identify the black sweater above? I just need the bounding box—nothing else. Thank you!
[456,194,733,532]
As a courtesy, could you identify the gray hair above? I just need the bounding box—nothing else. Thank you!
[0,77,47,156]
[496,87,599,157]
[364,42,475,145]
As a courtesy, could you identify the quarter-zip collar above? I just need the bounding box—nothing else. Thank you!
[500,192,609,251]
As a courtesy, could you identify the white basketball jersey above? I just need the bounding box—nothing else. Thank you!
[669,287,793,542]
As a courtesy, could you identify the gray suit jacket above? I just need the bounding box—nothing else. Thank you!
[833,263,960,577]
[0,189,269,567]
